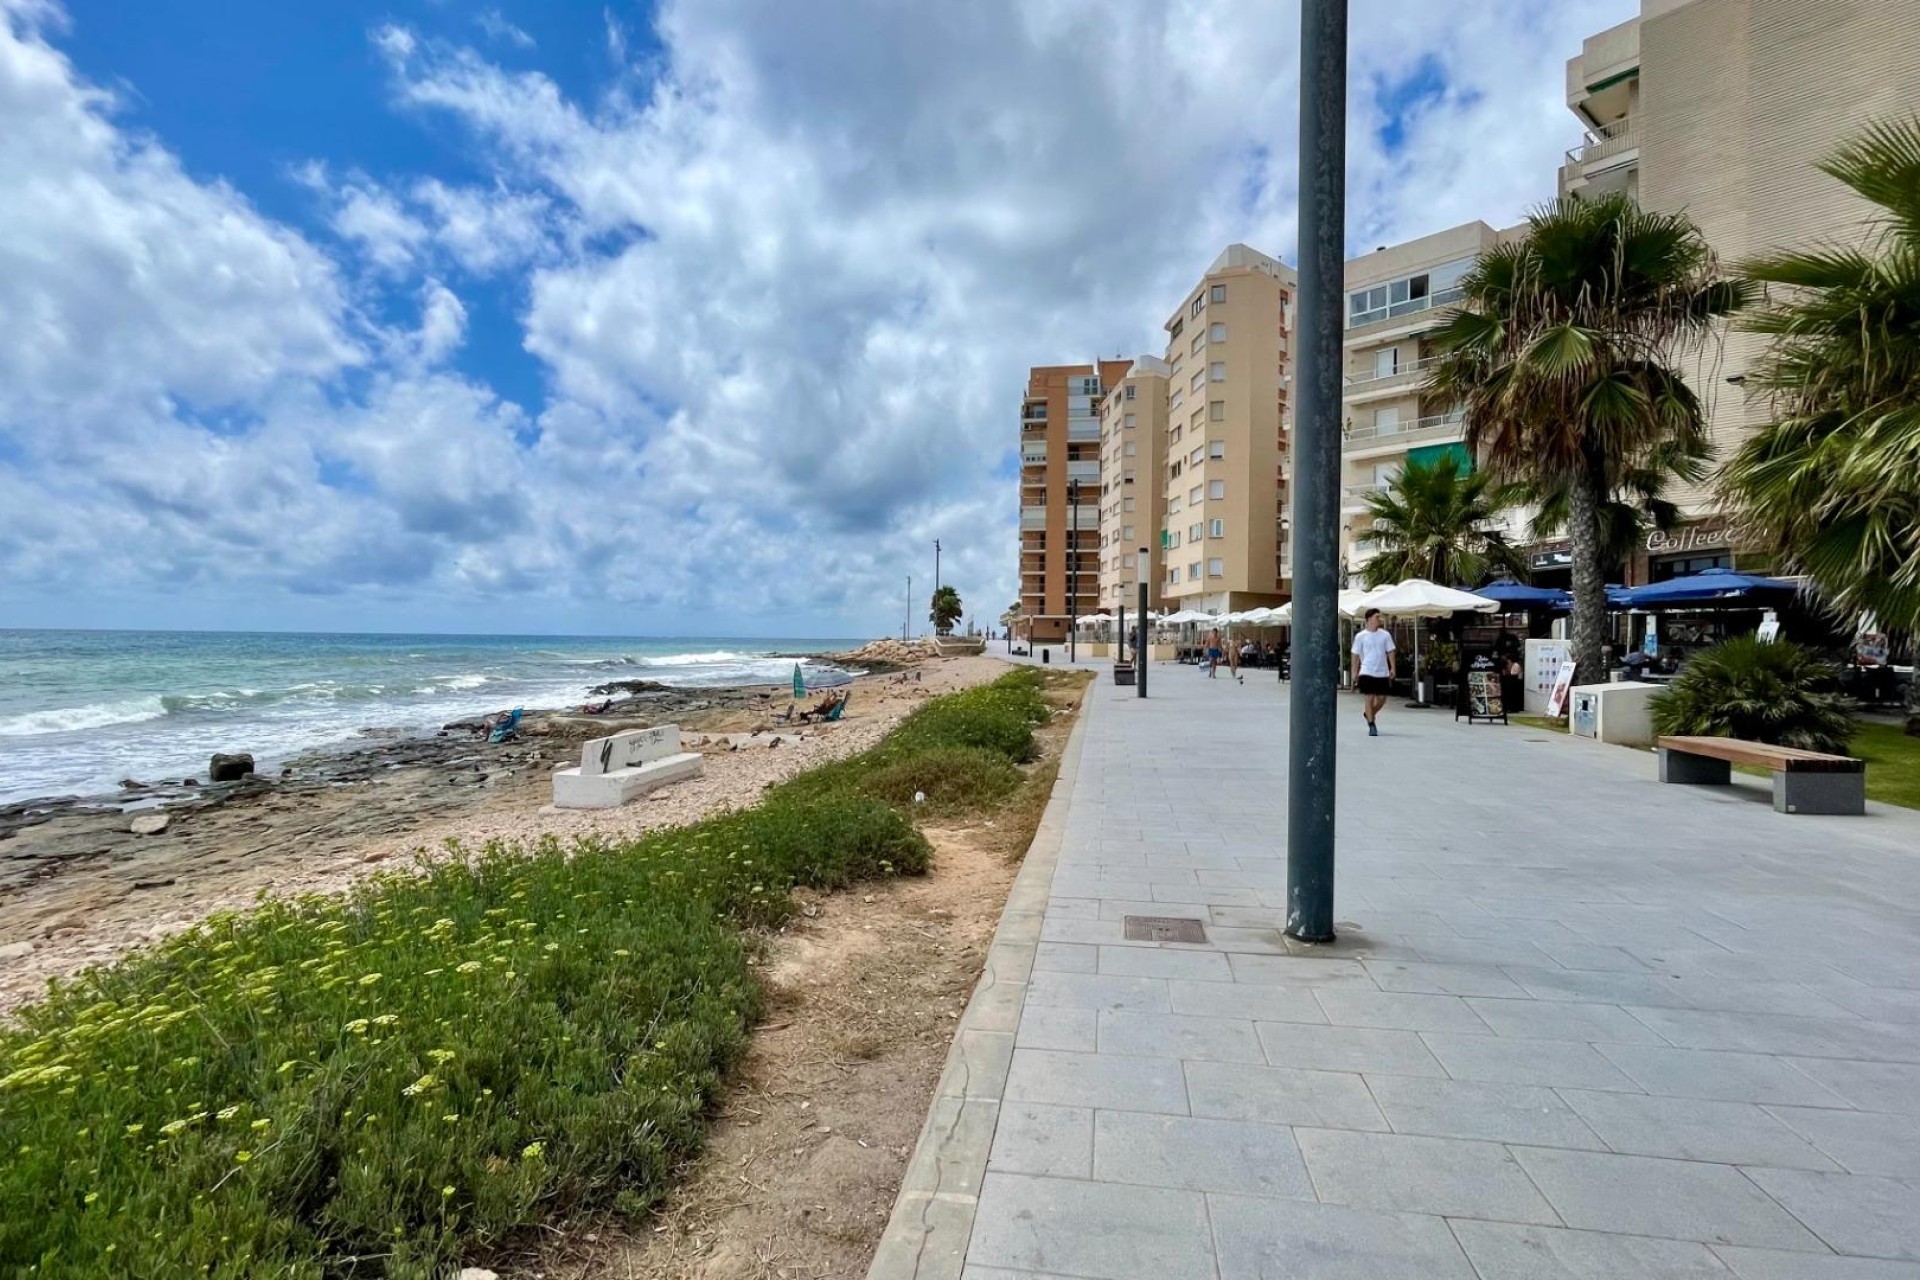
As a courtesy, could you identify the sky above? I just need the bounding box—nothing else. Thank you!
[0,0,1637,639]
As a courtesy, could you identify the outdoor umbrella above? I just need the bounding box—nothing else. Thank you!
[1365,579,1500,706]
[1614,569,1798,609]
[1337,585,1392,618]
[1462,578,1572,612]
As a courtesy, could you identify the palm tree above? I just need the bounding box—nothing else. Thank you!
[1720,119,1920,735]
[1427,194,1751,682]
[1525,437,1700,579]
[1357,453,1529,588]
[929,585,964,634]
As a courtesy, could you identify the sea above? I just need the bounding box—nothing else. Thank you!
[0,630,864,805]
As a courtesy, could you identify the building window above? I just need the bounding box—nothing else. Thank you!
[1170,425,1182,444]
[1208,479,1226,500]
[1170,460,1183,479]
[1189,522,1204,542]
[1123,470,1135,484]
[1207,557,1225,578]
[1209,518,1225,538]
[1124,384,1136,400]
[1123,524,1134,541]
[1123,496,1135,512]
[1123,553,1135,569]
[1210,284,1226,303]
[1187,446,1201,466]
[1124,412,1137,427]
[1168,530,1181,548]
[1210,322,1226,342]
[1209,440,1225,459]
[1188,562,1202,581]
[1209,400,1226,422]
[1124,441,1137,457]
[1190,371,1205,393]
[1169,317,1184,339]
[1167,496,1181,514]
[1190,294,1204,318]
[1189,484,1203,505]
[1209,361,1227,382]
[1170,390,1183,411]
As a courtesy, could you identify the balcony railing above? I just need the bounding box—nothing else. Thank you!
[1342,411,1467,449]
[1022,403,1047,423]
[1567,116,1638,167]
[1344,354,1441,393]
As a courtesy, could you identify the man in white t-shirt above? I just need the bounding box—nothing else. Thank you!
[1350,607,1396,737]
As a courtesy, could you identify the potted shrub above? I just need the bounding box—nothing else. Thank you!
[1649,635,1856,754]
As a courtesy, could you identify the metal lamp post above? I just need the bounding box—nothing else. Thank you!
[1138,548,1150,698]
[1068,477,1080,664]
[1286,0,1347,944]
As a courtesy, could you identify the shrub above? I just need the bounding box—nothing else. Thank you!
[0,673,1007,1280]
[1649,635,1857,753]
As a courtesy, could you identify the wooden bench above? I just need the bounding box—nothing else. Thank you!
[1656,735,1866,815]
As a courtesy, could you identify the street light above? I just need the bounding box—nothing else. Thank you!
[1286,0,1347,944]
[1067,477,1080,664]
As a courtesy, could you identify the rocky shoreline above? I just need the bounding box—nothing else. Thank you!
[0,645,1000,1013]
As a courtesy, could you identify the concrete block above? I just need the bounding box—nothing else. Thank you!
[969,1173,1215,1279]
[551,751,702,808]
[1741,1168,1920,1261]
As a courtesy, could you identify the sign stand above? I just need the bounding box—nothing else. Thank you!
[1455,653,1508,725]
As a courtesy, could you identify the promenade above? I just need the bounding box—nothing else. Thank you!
[873,657,1920,1279]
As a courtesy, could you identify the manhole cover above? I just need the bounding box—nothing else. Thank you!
[1123,915,1207,943]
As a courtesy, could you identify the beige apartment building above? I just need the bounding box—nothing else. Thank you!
[1096,355,1170,616]
[1339,221,1524,583]
[1018,360,1131,644]
[1559,0,1920,582]
[1158,245,1297,614]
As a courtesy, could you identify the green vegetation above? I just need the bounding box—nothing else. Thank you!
[1720,118,1920,735]
[1428,192,1751,685]
[1357,453,1528,589]
[0,670,1056,1280]
[1649,636,1857,754]
[1851,722,1920,809]
[929,584,964,634]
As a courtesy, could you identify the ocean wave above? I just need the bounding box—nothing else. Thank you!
[436,674,493,690]
[0,696,169,737]
[636,650,766,668]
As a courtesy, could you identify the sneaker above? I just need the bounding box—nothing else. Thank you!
[1368,721,1379,737]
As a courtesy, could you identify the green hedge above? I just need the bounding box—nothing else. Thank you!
[0,672,1053,1279]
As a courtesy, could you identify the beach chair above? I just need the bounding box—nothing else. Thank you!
[487,708,523,743]
[823,693,848,722]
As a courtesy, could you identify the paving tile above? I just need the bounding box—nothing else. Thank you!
[1506,965,1697,1007]
[1204,925,1293,954]
[1041,896,1103,921]
[1032,942,1098,973]
[1781,1058,1920,1114]
[1002,1048,1188,1115]
[1168,977,1325,1024]
[1463,996,1668,1043]
[1556,1090,1841,1170]
[1014,1007,1097,1053]
[1185,1060,1389,1131]
[1449,1219,1735,1279]
[969,1172,1216,1280]
[1533,942,1655,972]
[901,1098,1000,1198]
[938,1031,1015,1100]
[1294,1127,1559,1222]
[1314,988,1491,1033]
[986,1103,1091,1179]
[1025,970,1170,1014]
[1207,1193,1477,1280]
[1362,1074,1606,1149]
[1814,983,1920,1026]
[1511,1147,1826,1250]
[1152,882,1260,907]
[1366,960,1528,997]
[1092,1110,1313,1198]
[1039,917,1131,946]
[1627,1008,1920,1064]
[1742,1168,1920,1261]
[1713,1245,1920,1279]
[1228,953,1375,986]
[1420,1032,1639,1090]
[1401,934,1559,968]
[1767,1105,1920,1178]
[1255,1022,1447,1077]
[1671,978,1855,1020]
[1096,898,1199,923]
[1096,944,1232,982]
[1597,1044,1853,1106]
[1097,1010,1264,1063]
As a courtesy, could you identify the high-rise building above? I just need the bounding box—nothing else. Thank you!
[1339,222,1524,584]
[1559,0,1920,581]
[1018,360,1132,644]
[1097,355,1171,617]
[1158,245,1297,614]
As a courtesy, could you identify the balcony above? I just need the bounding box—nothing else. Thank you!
[1067,460,1100,485]
[1342,411,1467,453]
[1067,420,1101,443]
[1020,506,1047,532]
[1022,401,1047,424]
[1567,115,1638,168]
[1343,355,1441,403]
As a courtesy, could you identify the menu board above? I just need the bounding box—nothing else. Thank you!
[1457,655,1508,724]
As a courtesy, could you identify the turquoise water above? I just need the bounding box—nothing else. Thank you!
[0,630,862,803]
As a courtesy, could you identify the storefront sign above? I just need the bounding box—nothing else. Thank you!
[1645,517,1752,554]
[1546,660,1578,718]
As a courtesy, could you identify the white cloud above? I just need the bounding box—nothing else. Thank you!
[0,0,1638,633]
[476,9,535,50]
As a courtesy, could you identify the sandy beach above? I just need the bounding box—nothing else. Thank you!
[0,645,1007,1014]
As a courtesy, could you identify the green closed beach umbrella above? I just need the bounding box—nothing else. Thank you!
[793,663,806,699]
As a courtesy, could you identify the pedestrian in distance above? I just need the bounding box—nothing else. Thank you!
[1226,630,1243,683]
[1351,607,1396,737]
[1205,627,1223,678]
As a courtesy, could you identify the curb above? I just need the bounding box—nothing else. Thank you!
[864,679,1095,1280]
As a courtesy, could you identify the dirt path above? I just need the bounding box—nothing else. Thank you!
[493,670,1085,1280]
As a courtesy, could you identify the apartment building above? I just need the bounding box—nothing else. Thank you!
[1559,0,1920,581]
[1018,360,1131,643]
[1158,245,1297,614]
[1340,221,1523,583]
[1096,355,1171,616]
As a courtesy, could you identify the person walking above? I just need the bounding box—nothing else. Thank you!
[1351,607,1396,736]
[1225,630,1243,683]
[1204,627,1223,678]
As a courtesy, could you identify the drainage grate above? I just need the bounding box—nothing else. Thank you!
[1122,915,1207,944]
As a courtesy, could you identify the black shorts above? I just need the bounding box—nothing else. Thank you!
[1356,674,1392,695]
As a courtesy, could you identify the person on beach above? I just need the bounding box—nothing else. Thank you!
[1204,628,1223,678]
[1351,607,1396,737]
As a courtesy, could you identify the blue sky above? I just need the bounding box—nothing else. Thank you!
[0,0,1634,637]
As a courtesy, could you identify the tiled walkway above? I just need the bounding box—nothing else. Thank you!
[875,658,1920,1280]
